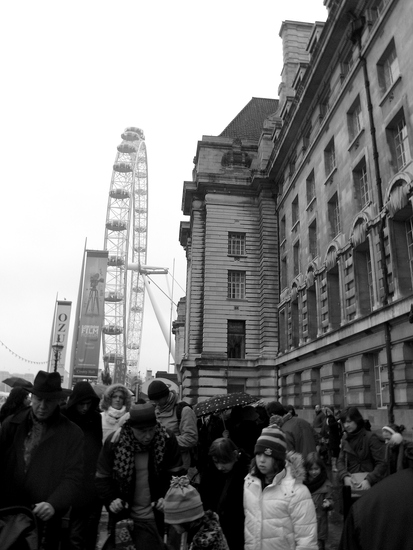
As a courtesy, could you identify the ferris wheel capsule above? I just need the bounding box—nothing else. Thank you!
[103,127,148,383]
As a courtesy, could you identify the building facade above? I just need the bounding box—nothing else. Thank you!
[177,99,280,401]
[178,0,413,429]
[264,0,413,428]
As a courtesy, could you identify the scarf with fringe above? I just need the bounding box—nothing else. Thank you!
[113,421,167,496]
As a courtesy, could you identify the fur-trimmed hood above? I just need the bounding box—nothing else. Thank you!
[99,384,132,412]
[286,450,306,483]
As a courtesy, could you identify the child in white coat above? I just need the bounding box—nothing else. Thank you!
[244,421,318,550]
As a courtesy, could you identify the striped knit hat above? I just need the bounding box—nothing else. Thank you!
[164,476,204,524]
[254,423,287,460]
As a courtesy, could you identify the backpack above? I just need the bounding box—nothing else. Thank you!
[175,401,199,470]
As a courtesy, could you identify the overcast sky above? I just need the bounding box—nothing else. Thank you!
[0,0,327,383]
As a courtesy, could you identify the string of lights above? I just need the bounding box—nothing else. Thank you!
[0,338,48,365]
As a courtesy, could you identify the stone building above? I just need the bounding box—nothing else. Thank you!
[265,0,413,428]
[177,98,280,401]
[177,0,413,429]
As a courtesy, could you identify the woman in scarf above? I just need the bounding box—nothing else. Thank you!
[99,383,131,442]
[337,406,386,518]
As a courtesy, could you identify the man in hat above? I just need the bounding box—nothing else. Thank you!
[0,370,84,549]
[147,379,198,472]
[95,402,185,550]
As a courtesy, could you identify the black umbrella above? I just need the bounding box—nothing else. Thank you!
[193,392,258,418]
[2,377,33,390]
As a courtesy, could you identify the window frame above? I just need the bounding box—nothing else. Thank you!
[227,270,246,300]
[228,232,246,256]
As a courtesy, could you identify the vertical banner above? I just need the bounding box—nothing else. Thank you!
[113,357,127,385]
[72,250,108,380]
[48,301,72,382]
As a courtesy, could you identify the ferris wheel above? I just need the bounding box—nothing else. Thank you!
[102,127,148,381]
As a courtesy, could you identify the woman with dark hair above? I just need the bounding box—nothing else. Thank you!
[244,423,317,550]
[99,383,132,442]
[199,438,249,550]
[0,387,31,424]
[337,406,386,518]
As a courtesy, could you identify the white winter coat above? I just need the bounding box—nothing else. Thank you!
[244,452,318,550]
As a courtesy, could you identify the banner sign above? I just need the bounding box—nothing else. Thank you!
[48,301,72,379]
[113,357,127,385]
[73,250,108,379]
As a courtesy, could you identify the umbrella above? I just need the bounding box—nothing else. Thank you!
[193,392,258,418]
[2,377,33,390]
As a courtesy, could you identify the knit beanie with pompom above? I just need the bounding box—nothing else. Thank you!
[164,476,204,524]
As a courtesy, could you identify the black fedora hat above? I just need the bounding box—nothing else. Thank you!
[31,370,64,400]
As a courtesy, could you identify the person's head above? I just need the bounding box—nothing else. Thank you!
[128,403,157,445]
[341,406,365,434]
[304,451,326,481]
[6,387,31,407]
[147,380,170,407]
[284,404,296,417]
[265,401,287,418]
[382,423,405,445]
[164,475,204,533]
[315,404,321,413]
[66,381,99,416]
[100,384,131,412]
[208,438,239,473]
[252,423,287,479]
[30,370,64,421]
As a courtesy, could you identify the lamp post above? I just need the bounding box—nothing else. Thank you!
[52,342,64,373]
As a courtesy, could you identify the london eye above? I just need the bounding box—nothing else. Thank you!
[102,127,148,381]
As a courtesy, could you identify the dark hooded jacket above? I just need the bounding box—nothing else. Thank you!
[63,382,102,506]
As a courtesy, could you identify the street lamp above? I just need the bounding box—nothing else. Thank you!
[52,342,64,373]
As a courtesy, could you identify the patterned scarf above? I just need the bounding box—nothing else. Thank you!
[23,411,46,472]
[113,421,167,496]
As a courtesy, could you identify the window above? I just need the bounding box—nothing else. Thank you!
[377,40,399,93]
[374,355,385,408]
[327,265,341,330]
[281,256,287,290]
[324,138,336,176]
[303,124,312,151]
[228,232,246,256]
[227,271,246,299]
[280,216,286,243]
[393,115,410,170]
[319,88,330,120]
[387,111,411,172]
[407,216,413,285]
[353,158,370,208]
[347,97,363,142]
[341,48,354,78]
[292,195,299,226]
[293,241,300,276]
[309,220,318,258]
[306,170,315,204]
[354,241,374,315]
[328,193,341,237]
[227,320,245,359]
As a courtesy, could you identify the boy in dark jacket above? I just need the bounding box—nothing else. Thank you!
[63,381,102,550]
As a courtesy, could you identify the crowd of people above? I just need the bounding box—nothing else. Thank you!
[1,372,413,550]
